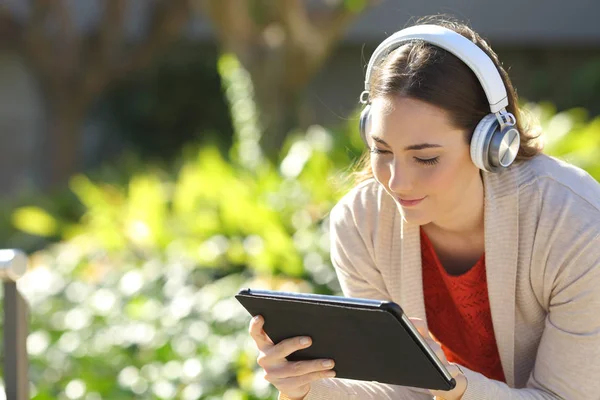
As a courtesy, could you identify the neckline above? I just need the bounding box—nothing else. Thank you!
[420,227,485,279]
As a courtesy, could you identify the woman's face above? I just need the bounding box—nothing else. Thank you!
[368,96,482,227]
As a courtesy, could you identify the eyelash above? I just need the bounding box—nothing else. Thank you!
[416,157,440,166]
[370,148,391,155]
[370,148,440,166]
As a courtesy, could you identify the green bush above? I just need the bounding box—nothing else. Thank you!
[529,101,600,180]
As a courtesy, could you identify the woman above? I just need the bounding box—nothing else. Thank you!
[248,15,600,400]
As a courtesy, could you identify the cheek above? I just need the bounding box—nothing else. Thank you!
[425,156,477,196]
[423,165,456,192]
[371,156,390,185]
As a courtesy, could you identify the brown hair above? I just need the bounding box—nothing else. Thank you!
[353,15,543,184]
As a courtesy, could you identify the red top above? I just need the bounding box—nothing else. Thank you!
[420,228,506,382]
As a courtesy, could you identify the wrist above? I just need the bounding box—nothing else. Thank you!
[450,371,468,400]
[278,388,310,400]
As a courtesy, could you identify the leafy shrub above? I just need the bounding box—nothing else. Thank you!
[529,101,600,180]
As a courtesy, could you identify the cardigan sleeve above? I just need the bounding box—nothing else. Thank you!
[284,199,433,400]
[460,232,600,400]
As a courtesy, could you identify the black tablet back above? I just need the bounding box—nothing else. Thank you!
[236,289,455,391]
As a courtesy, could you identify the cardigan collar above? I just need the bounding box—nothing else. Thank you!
[389,166,519,387]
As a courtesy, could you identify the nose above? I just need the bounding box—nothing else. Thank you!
[388,159,413,193]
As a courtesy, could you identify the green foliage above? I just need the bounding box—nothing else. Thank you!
[528,101,600,180]
[12,207,59,238]
[217,53,264,170]
[343,0,369,13]
[521,55,600,118]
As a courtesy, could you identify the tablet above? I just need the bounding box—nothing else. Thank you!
[235,288,456,391]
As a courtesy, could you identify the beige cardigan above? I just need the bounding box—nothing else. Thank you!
[285,154,600,400]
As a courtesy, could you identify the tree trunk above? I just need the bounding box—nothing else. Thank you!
[42,97,85,189]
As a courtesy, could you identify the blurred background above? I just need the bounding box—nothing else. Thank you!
[0,0,599,399]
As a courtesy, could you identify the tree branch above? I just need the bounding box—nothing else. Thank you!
[0,4,21,49]
[276,0,322,53]
[22,0,54,80]
[115,0,192,78]
[78,0,126,105]
[76,0,192,108]
[54,0,80,80]
[199,0,259,58]
[300,1,379,82]
[313,1,380,58]
[317,5,360,48]
[99,0,126,69]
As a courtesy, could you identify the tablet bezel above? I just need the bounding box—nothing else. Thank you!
[237,288,456,391]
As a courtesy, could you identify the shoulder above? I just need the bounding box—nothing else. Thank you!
[514,155,600,280]
[515,153,600,214]
[511,155,600,239]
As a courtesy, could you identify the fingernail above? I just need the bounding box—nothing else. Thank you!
[326,371,336,378]
[322,360,334,368]
[252,315,261,323]
[300,337,310,346]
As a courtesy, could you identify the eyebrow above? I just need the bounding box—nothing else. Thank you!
[371,135,443,151]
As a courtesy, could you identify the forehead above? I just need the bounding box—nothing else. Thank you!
[370,96,465,143]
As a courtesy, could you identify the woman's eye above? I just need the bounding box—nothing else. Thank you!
[370,148,391,155]
[415,157,440,166]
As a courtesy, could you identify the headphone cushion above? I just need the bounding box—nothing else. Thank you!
[359,105,371,146]
[470,114,498,171]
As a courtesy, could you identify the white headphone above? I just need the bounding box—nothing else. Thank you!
[359,25,520,172]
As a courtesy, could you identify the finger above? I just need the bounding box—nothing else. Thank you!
[269,358,335,379]
[249,315,274,351]
[423,337,447,363]
[409,317,430,338]
[276,368,337,388]
[267,335,313,360]
[432,346,447,363]
[445,363,463,378]
[430,364,467,398]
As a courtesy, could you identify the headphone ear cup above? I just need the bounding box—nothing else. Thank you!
[359,104,371,147]
[470,114,499,172]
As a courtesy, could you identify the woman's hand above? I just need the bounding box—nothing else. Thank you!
[248,315,337,400]
[410,318,467,400]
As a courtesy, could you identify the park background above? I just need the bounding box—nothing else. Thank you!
[0,1,599,399]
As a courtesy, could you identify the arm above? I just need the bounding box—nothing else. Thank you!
[459,233,600,400]
[286,200,433,400]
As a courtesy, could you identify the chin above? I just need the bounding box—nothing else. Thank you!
[395,203,432,226]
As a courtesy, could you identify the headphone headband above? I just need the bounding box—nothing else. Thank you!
[363,25,508,113]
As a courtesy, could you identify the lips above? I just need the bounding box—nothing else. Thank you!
[397,196,426,207]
